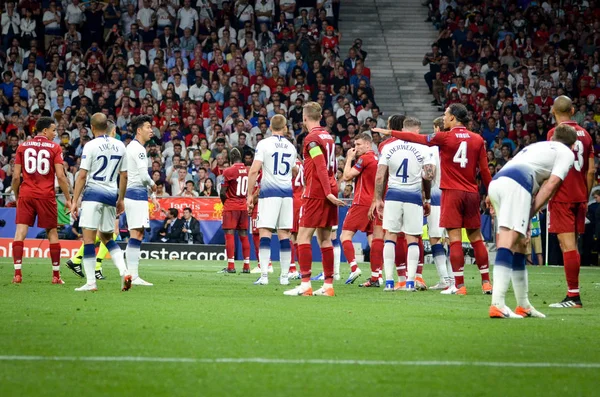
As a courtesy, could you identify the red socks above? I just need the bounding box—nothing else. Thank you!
[12,240,23,276]
[563,250,580,297]
[395,235,407,277]
[298,243,312,282]
[472,239,490,283]
[341,240,356,271]
[449,241,465,287]
[240,235,250,270]
[49,243,61,278]
[252,234,260,265]
[225,234,235,269]
[371,238,384,281]
[290,243,298,272]
[321,246,334,283]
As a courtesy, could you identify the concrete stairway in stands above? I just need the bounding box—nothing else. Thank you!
[339,0,440,125]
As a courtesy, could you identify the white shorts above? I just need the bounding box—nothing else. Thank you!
[124,198,150,229]
[382,201,423,235]
[79,201,116,233]
[427,205,444,238]
[257,197,293,230]
[488,177,532,236]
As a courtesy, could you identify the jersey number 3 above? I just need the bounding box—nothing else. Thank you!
[453,141,468,168]
[573,140,584,172]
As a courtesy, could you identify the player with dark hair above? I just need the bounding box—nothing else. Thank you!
[12,117,72,284]
[374,103,493,295]
[547,96,595,309]
[220,148,252,273]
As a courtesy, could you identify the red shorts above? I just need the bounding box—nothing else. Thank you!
[291,200,302,233]
[342,204,374,234]
[299,198,338,228]
[548,201,586,234]
[440,189,481,229]
[16,197,57,229]
[222,210,249,231]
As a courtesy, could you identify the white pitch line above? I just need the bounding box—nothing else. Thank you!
[0,356,599,369]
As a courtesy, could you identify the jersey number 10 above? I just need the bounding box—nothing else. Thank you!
[236,175,248,196]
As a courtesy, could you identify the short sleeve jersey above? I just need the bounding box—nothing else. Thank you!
[547,121,594,203]
[426,126,488,193]
[254,135,297,198]
[80,135,127,206]
[352,150,378,206]
[15,135,63,199]
[222,162,249,211]
[293,159,304,204]
[302,127,337,199]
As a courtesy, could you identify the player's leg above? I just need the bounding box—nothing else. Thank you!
[254,198,275,283]
[395,233,407,288]
[46,227,63,284]
[511,236,545,318]
[362,225,384,287]
[289,233,299,278]
[382,230,398,291]
[488,226,522,318]
[552,231,582,308]
[430,236,450,289]
[253,228,273,284]
[66,242,86,278]
[97,227,132,291]
[75,227,101,291]
[11,224,28,283]
[37,198,62,283]
[404,234,420,291]
[415,236,427,290]
[222,210,238,273]
[284,225,316,296]
[313,226,335,296]
[444,227,465,294]
[238,227,252,274]
[467,228,492,294]
[125,198,152,285]
[331,227,341,281]
[276,197,294,285]
[340,229,359,281]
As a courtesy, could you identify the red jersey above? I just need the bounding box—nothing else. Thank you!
[14,136,63,199]
[352,150,378,206]
[547,121,594,203]
[293,159,304,204]
[221,163,249,211]
[302,127,337,199]
[391,126,492,193]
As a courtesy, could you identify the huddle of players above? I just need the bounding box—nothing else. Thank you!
[225,97,590,317]
[11,113,158,292]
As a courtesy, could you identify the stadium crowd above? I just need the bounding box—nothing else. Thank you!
[0,0,382,207]
[423,0,600,178]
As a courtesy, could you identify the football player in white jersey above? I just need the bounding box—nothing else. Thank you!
[428,117,453,291]
[374,116,435,292]
[247,115,298,286]
[124,115,158,286]
[71,113,131,292]
[487,124,576,319]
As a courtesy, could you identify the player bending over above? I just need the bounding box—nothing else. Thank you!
[340,133,379,286]
[71,113,131,292]
[547,96,594,309]
[12,117,72,284]
[487,124,576,318]
[247,115,297,285]
[374,103,493,295]
[220,148,252,273]
[67,120,120,280]
[373,116,435,291]
[124,115,158,286]
[428,117,453,290]
[284,102,345,296]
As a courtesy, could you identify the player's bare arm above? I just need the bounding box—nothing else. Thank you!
[342,148,361,181]
[117,171,127,215]
[422,178,432,217]
[372,164,387,219]
[219,184,227,205]
[309,142,345,207]
[11,163,21,202]
[422,163,435,181]
[478,144,493,189]
[246,159,262,215]
[587,156,595,196]
[55,162,72,212]
[71,169,89,220]
[372,128,391,136]
[530,175,564,218]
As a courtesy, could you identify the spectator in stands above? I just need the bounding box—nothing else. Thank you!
[180,207,203,244]
[154,208,184,243]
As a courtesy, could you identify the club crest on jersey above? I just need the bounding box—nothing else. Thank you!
[308,141,318,148]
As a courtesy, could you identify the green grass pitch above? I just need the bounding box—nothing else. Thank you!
[1,258,599,396]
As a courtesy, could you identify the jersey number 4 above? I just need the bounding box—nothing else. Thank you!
[395,158,409,183]
[23,148,50,175]
[453,141,468,168]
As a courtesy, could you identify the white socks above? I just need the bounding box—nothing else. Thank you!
[407,243,419,283]
[126,239,142,279]
[383,240,396,282]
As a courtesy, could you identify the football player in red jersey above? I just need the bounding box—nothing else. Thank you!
[374,103,493,295]
[547,96,595,309]
[340,133,380,286]
[284,102,345,296]
[220,148,251,274]
[12,117,72,284]
[289,157,304,279]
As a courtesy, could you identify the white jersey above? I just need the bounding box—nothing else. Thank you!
[379,139,435,205]
[125,139,154,201]
[429,146,442,206]
[80,135,127,206]
[254,135,297,198]
[494,141,574,194]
